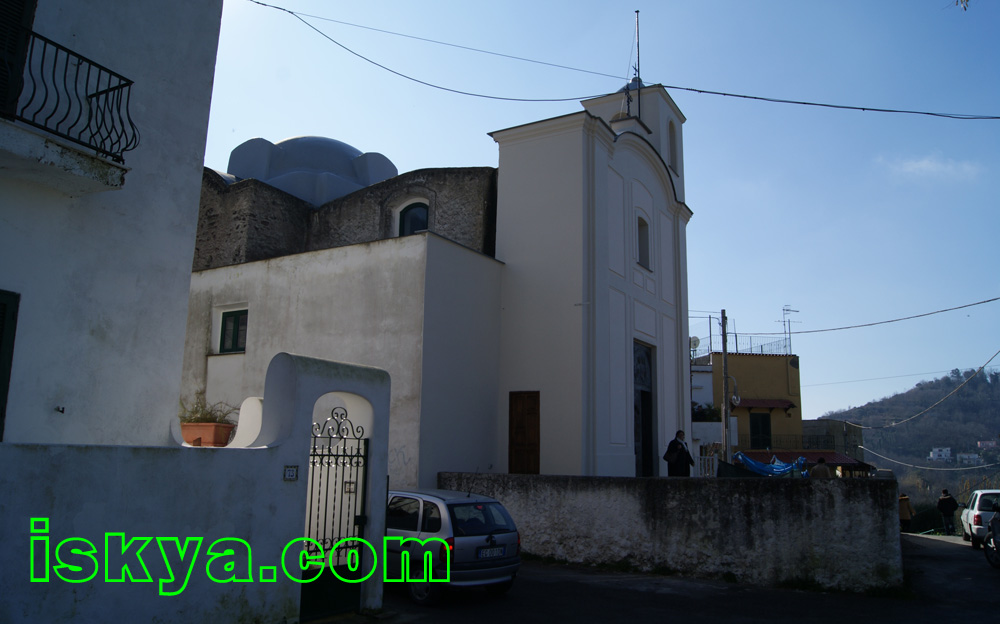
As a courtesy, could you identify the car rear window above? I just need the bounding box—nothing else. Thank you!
[977,493,998,511]
[448,502,515,537]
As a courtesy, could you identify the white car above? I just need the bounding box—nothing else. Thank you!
[385,489,521,604]
[961,489,1000,549]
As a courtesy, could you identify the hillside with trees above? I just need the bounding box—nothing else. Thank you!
[821,368,1000,509]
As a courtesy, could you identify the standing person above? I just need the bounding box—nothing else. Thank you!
[810,457,834,478]
[899,493,917,532]
[663,430,695,477]
[937,489,959,535]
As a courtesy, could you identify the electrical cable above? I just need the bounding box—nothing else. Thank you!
[845,345,1000,430]
[743,296,1000,336]
[860,446,1000,472]
[247,0,607,102]
[246,0,1000,120]
[803,367,1000,388]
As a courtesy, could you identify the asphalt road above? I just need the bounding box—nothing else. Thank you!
[363,534,997,624]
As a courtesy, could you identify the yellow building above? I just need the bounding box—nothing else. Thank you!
[712,353,803,451]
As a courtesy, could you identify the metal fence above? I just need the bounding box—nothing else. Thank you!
[2,27,139,162]
[691,332,791,359]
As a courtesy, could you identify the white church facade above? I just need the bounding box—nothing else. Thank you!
[182,82,693,487]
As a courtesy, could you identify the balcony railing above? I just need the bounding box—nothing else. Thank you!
[2,27,139,163]
[738,434,835,451]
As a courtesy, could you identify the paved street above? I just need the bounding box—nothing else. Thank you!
[353,534,997,624]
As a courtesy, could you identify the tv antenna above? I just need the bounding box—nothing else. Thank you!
[778,305,800,354]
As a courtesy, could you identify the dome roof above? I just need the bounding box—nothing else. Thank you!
[267,136,364,178]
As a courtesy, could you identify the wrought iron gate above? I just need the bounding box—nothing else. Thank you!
[302,406,369,620]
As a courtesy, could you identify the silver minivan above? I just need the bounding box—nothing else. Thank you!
[385,489,521,604]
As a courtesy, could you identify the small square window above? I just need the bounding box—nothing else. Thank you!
[220,310,248,353]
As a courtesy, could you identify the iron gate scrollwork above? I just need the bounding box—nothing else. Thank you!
[305,406,369,569]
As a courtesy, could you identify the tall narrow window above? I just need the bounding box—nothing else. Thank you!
[0,289,20,441]
[668,121,678,173]
[637,216,651,270]
[220,309,248,353]
[398,202,428,236]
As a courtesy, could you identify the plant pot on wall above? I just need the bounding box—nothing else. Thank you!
[180,422,235,447]
[178,390,238,447]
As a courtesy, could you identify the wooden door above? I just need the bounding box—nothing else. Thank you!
[508,391,539,474]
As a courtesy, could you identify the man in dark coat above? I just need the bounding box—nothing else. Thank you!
[938,489,959,535]
[664,430,695,477]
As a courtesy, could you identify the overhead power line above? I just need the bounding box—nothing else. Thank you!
[846,345,1000,430]
[746,296,1000,337]
[245,0,1000,119]
[803,367,1000,388]
[247,0,607,102]
[860,446,1000,472]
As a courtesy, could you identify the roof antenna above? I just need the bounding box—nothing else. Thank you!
[635,9,641,120]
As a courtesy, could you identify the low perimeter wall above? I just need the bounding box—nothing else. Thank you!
[438,473,902,592]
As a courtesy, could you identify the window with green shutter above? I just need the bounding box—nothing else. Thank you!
[220,309,248,354]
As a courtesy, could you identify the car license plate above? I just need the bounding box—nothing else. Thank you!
[478,546,505,559]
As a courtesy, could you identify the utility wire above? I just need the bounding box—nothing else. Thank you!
[803,367,1000,388]
[744,296,1000,336]
[846,345,1000,430]
[247,0,606,102]
[860,446,1000,472]
[246,0,1000,120]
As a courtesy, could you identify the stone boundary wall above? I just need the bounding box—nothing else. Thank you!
[439,472,902,592]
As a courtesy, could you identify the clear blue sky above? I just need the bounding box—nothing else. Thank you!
[204,0,1000,420]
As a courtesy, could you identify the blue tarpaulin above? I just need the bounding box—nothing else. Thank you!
[733,452,807,477]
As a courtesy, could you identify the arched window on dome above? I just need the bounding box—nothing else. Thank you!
[398,202,428,236]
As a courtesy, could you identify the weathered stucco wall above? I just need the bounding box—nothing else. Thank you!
[439,473,902,592]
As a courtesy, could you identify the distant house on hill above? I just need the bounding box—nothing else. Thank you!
[956,452,982,466]
[928,447,952,462]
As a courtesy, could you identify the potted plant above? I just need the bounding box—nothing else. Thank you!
[178,390,238,447]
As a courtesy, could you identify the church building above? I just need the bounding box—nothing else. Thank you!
[181,81,693,486]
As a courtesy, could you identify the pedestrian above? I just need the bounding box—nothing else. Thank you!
[937,489,959,535]
[663,430,695,477]
[810,457,834,478]
[899,493,916,532]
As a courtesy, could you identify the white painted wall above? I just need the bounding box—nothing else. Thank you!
[419,236,503,486]
[0,352,393,622]
[0,0,223,446]
[182,234,503,488]
[493,114,588,475]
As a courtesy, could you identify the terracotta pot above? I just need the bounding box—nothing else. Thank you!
[180,422,235,447]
